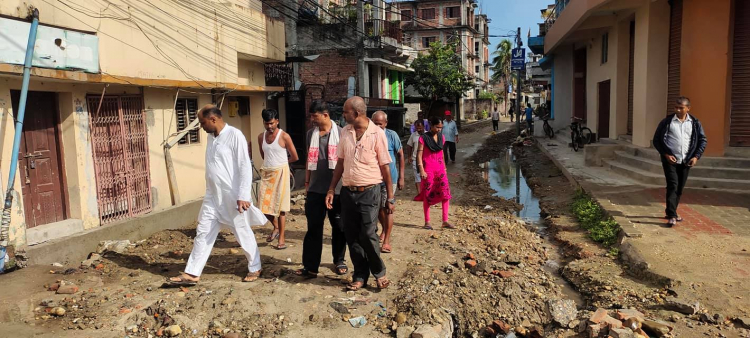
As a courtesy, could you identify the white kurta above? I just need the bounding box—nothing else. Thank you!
[185,125,267,276]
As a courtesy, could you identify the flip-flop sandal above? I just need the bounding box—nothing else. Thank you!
[243,270,262,282]
[376,277,390,289]
[335,264,348,275]
[346,280,365,291]
[294,269,318,279]
[381,245,392,254]
[266,230,279,243]
[423,225,433,230]
[667,218,677,227]
[165,275,198,287]
[676,217,683,222]
[442,223,456,229]
[276,243,287,250]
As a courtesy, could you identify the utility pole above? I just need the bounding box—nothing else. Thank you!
[356,0,368,97]
[515,27,522,137]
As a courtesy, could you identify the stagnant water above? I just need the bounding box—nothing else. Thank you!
[481,148,585,307]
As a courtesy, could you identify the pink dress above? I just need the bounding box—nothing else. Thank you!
[419,136,452,205]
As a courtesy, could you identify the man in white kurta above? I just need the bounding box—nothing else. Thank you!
[169,105,267,284]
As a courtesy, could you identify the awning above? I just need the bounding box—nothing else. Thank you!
[539,55,554,71]
[363,57,411,72]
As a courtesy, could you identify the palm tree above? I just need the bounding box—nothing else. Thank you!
[491,39,513,113]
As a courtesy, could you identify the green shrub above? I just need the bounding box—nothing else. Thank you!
[571,190,620,247]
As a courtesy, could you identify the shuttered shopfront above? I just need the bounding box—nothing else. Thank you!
[731,0,750,146]
[666,0,682,114]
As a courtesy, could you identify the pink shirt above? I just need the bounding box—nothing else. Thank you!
[338,120,392,186]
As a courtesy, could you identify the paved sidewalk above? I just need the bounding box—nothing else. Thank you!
[537,136,750,316]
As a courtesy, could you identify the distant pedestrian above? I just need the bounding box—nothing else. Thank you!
[410,111,429,133]
[257,109,299,250]
[652,96,707,227]
[372,111,404,254]
[417,116,454,230]
[168,105,267,286]
[406,120,425,200]
[326,96,393,291]
[295,101,348,278]
[509,106,515,122]
[491,107,500,131]
[524,104,534,133]
[441,111,458,163]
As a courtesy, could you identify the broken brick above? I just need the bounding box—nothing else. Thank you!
[601,315,623,329]
[586,324,601,338]
[48,283,61,292]
[616,309,645,321]
[464,260,477,269]
[56,285,79,295]
[497,271,515,278]
[590,308,608,324]
[464,253,475,260]
[492,320,511,334]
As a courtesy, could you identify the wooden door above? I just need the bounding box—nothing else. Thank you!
[598,80,611,139]
[10,91,67,228]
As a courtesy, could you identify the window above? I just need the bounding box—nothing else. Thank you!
[422,36,437,48]
[475,65,480,73]
[601,32,609,64]
[474,41,479,54]
[401,10,412,20]
[446,6,460,18]
[421,8,436,20]
[176,98,199,145]
[475,89,480,97]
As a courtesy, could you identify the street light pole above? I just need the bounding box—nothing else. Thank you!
[515,27,522,137]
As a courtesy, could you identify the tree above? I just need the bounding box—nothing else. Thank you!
[491,39,513,112]
[405,41,474,116]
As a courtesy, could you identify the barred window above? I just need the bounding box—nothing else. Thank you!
[176,98,199,145]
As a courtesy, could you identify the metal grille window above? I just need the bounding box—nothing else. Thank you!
[422,36,437,48]
[601,32,609,64]
[421,8,436,20]
[446,6,460,18]
[176,98,199,145]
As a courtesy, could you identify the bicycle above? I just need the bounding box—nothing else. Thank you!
[570,117,592,152]
[542,114,554,139]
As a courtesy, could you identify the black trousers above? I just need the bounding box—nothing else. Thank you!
[661,158,691,218]
[302,192,347,273]
[443,141,457,162]
[492,120,499,131]
[341,186,386,283]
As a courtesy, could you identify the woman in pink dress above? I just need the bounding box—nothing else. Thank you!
[417,116,455,230]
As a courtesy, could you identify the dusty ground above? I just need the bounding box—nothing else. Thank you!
[1,122,749,338]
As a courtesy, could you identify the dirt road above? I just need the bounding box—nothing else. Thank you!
[3,122,748,338]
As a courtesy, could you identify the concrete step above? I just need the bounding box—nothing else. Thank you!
[603,159,750,190]
[613,151,750,180]
[631,148,750,169]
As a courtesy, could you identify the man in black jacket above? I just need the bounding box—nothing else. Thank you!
[652,96,708,227]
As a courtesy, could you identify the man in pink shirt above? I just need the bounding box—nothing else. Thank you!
[325,96,394,291]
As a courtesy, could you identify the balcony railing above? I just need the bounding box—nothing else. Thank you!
[366,19,403,43]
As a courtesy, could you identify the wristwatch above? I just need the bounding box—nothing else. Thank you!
[387,198,395,205]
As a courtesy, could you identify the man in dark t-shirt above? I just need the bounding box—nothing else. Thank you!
[295,101,348,278]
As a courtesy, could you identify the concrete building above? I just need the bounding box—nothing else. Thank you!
[390,0,490,118]
[0,0,284,248]
[531,0,750,190]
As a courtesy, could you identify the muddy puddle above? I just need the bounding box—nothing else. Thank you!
[481,148,585,307]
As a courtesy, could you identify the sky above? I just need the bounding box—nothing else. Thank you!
[478,0,553,56]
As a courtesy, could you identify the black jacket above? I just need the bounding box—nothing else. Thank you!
[652,114,708,160]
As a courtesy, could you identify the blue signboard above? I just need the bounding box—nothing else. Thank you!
[511,48,526,71]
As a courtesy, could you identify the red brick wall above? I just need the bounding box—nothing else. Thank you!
[299,50,358,103]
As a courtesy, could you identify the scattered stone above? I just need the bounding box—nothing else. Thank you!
[176,292,185,298]
[395,312,407,325]
[610,328,638,338]
[734,317,750,329]
[660,298,700,315]
[329,302,350,314]
[348,316,366,328]
[229,248,239,254]
[491,319,511,334]
[642,320,672,337]
[164,324,182,336]
[51,307,66,316]
[586,323,601,338]
[623,317,642,330]
[221,297,236,306]
[547,299,577,327]
[56,285,79,294]
[97,240,133,254]
[397,326,416,338]
[700,312,718,324]
[411,324,441,338]
[223,333,240,338]
[51,262,63,268]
